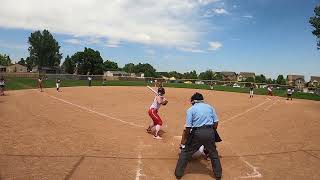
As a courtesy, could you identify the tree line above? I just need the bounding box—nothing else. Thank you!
[0,29,290,85]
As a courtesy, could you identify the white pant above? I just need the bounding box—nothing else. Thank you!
[250,90,254,95]
[56,83,60,89]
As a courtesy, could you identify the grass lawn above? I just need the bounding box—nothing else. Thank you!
[4,78,320,101]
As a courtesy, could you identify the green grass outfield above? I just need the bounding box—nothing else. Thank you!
[3,78,320,101]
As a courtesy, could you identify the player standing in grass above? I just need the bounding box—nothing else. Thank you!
[287,87,294,100]
[0,77,5,96]
[249,83,254,98]
[267,86,273,96]
[56,78,61,92]
[146,87,168,140]
[88,76,92,87]
[38,77,43,92]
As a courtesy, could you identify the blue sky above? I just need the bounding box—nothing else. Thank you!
[0,0,319,80]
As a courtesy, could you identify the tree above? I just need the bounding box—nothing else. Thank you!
[213,72,223,81]
[255,74,267,83]
[246,77,255,83]
[168,71,183,79]
[266,78,276,84]
[123,63,135,73]
[103,60,118,71]
[62,55,75,74]
[28,29,62,69]
[0,53,11,66]
[123,63,158,77]
[310,5,320,49]
[71,47,104,75]
[135,63,157,77]
[199,70,214,80]
[276,75,286,85]
[183,70,198,79]
[17,58,26,66]
[25,57,35,71]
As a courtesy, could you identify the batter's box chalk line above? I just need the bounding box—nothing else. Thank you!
[135,141,146,180]
[238,158,262,179]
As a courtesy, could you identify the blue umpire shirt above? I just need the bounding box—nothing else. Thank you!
[186,102,219,128]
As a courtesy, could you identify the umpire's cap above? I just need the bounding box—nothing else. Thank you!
[191,92,204,104]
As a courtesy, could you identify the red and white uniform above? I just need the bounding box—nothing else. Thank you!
[148,95,165,126]
[267,87,273,96]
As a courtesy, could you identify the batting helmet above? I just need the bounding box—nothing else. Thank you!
[158,87,165,95]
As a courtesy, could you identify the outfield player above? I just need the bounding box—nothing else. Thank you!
[38,77,44,92]
[249,83,254,98]
[287,87,294,100]
[0,77,5,96]
[146,87,168,140]
[88,76,92,87]
[56,78,61,92]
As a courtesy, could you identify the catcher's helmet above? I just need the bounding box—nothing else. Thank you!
[190,92,204,105]
[158,87,165,95]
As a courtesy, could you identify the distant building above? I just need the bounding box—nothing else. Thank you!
[195,81,204,84]
[6,64,28,73]
[0,65,6,72]
[221,71,237,81]
[237,72,255,82]
[104,71,130,77]
[287,75,305,89]
[309,76,320,87]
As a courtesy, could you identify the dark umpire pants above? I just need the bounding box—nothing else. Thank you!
[175,126,222,179]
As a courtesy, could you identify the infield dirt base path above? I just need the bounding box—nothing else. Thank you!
[1,86,320,179]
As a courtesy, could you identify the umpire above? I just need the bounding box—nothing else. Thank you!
[175,92,222,179]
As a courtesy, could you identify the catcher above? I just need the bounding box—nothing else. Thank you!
[146,87,168,140]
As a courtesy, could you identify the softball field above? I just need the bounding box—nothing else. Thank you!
[1,86,320,180]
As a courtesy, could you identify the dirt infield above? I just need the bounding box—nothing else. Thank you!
[1,86,320,180]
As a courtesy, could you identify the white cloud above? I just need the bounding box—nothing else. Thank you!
[213,8,229,14]
[208,41,222,51]
[203,8,228,17]
[178,47,205,53]
[242,15,254,19]
[106,39,120,48]
[64,39,82,45]
[198,0,221,5]
[0,0,221,50]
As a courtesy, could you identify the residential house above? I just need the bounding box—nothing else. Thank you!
[237,72,255,82]
[221,71,237,81]
[287,75,305,89]
[0,65,6,72]
[6,64,28,73]
[104,71,130,77]
[309,76,320,87]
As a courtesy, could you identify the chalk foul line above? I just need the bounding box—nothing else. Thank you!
[263,99,279,111]
[46,94,144,128]
[221,100,270,124]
